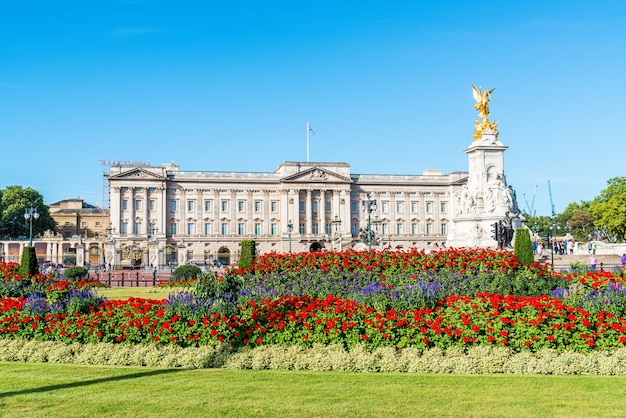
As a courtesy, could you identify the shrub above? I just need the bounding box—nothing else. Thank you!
[238,240,256,269]
[513,228,534,264]
[172,264,202,282]
[19,246,38,277]
[64,266,88,280]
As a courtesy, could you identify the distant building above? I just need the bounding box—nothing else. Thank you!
[105,161,468,267]
[49,198,108,239]
[0,198,108,266]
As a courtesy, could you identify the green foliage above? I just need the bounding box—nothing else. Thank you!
[18,246,38,276]
[194,271,243,300]
[64,266,88,280]
[172,264,202,282]
[589,177,626,242]
[0,186,56,239]
[238,240,256,269]
[513,228,534,264]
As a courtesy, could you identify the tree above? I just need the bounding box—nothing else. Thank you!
[513,228,534,264]
[0,186,56,239]
[589,177,626,242]
[238,240,256,269]
[19,246,39,276]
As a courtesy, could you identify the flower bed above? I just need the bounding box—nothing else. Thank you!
[2,249,626,356]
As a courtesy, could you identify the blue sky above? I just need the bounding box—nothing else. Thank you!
[1,1,625,216]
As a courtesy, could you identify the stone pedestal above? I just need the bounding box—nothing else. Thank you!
[76,243,85,267]
[447,131,517,248]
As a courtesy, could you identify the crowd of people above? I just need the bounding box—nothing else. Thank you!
[532,238,576,257]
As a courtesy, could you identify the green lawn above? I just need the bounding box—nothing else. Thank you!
[97,287,185,300]
[1,362,626,417]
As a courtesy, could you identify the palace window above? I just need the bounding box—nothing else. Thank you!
[325,201,331,212]
[411,223,418,234]
[122,199,128,211]
[397,223,403,234]
[221,223,228,235]
[204,200,212,212]
[121,222,128,235]
[134,222,142,235]
[271,201,278,212]
[187,222,195,235]
[426,223,433,235]
[188,200,195,212]
[426,202,432,213]
[238,201,245,212]
[238,223,245,235]
[221,201,228,212]
[441,223,447,235]
[170,200,177,211]
[312,223,319,234]
[271,223,277,235]
[170,222,177,235]
[135,200,142,211]
[396,202,403,213]
[204,223,212,235]
[381,202,389,213]
[149,199,155,211]
[254,201,262,212]
[255,223,261,235]
[299,223,305,234]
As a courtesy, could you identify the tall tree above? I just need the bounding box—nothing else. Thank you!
[0,186,56,239]
[589,177,626,242]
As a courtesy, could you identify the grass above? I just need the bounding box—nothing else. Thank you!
[2,363,626,417]
[96,287,185,300]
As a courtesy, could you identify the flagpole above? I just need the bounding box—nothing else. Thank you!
[306,121,310,162]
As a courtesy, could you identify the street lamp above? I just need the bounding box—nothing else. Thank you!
[331,215,342,250]
[287,220,293,252]
[361,192,377,250]
[24,205,39,247]
[548,218,558,270]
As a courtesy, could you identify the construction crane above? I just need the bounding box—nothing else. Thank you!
[522,185,537,217]
[548,180,556,217]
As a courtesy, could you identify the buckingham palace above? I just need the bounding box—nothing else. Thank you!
[105,161,468,267]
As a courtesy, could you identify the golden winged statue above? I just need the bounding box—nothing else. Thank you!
[472,84,499,140]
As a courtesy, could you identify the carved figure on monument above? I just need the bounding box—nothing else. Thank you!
[469,223,483,240]
[472,84,494,120]
[456,185,476,215]
[472,84,499,140]
[500,212,514,248]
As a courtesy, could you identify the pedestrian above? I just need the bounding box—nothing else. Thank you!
[621,253,626,268]
[592,242,597,255]
[590,255,597,270]
[153,267,157,280]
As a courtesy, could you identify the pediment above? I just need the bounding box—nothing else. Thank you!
[281,166,351,183]
[109,167,166,181]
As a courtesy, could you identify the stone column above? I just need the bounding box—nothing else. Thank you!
[320,189,326,235]
[305,189,312,235]
[129,187,135,236]
[76,241,85,267]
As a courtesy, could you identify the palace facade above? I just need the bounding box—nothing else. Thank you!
[104,161,468,267]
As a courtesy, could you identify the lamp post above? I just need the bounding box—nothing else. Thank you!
[548,218,557,270]
[24,205,39,247]
[331,215,342,251]
[287,220,293,252]
[361,192,377,250]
